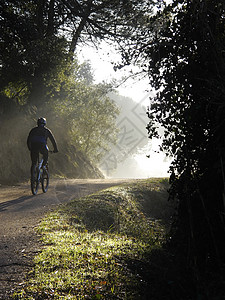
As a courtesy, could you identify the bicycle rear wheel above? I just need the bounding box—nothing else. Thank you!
[31,166,39,195]
[41,167,49,193]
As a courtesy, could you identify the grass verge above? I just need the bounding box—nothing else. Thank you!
[14,178,173,299]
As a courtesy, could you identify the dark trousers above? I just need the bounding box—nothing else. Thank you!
[30,143,48,171]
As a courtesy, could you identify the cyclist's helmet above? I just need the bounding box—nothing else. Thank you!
[37,117,46,127]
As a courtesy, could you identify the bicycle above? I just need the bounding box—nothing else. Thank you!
[31,151,53,195]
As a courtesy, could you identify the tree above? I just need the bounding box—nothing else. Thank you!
[0,0,70,108]
[139,0,225,270]
[113,0,225,271]
[53,72,119,162]
[0,0,156,182]
[0,0,155,111]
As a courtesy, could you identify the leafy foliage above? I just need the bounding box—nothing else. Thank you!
[0,58,119,183]
[0,0,156,182]
[53,80,120,163]
[0,0,155,108]
[132,0,225,270]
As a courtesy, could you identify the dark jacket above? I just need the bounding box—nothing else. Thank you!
[27,126,58,152]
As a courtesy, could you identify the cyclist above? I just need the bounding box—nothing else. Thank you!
[27,117,58,175]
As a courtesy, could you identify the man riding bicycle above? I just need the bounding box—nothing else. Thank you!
[27,117,58,175]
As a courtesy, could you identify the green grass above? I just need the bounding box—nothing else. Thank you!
[15,178,172,299]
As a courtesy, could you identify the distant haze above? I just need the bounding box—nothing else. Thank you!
[79,45,171,178]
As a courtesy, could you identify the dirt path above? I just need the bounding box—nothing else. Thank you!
[0,178,135,299]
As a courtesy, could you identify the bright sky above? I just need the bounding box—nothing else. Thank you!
[77,43,150,102]
[78,44,171,178]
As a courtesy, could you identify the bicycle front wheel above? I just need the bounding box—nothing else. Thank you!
[31,166,39,195]
[41,168,49,193]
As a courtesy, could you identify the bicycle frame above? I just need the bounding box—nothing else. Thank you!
[37,156,44,180]
[31,152,49,195]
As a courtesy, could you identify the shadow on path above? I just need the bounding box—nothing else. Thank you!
[0,195,34,212]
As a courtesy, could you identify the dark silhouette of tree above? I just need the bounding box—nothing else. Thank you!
[134,0,225,272]
[0,0,154,110]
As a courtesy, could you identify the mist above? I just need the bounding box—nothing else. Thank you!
[102,155,170,179]
[0,108,102,185]
[79,45,171,179]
